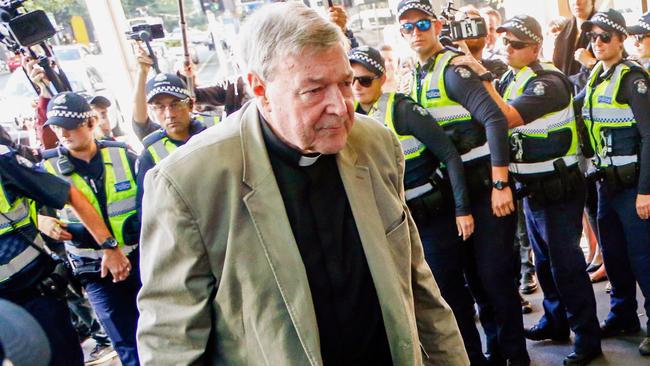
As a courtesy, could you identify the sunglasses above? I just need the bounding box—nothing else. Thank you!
[502,37,536,50]
[586,31,612,44]
[400,19,432,35]
[635,34,650,42]
[353,75,380,88]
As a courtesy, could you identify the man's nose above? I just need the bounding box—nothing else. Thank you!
[325,85,349,116]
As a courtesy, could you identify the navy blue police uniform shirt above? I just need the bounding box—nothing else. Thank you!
[51,141,140,249]
[0,145,70,294]
[416,49,510,167]
[135,118,206,219]
[574,64,650,194]
[356,93,471,216]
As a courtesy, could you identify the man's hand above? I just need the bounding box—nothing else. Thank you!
[101,248,131,282]
[24,58,52,98]
[456,214,474,241]
[637,194,650,220]
[492,187,515,217]
[38,215,72,241]
[136,44,154,74]
[328,5,348,32]
[451,55,487,75]
[574,48,597,69]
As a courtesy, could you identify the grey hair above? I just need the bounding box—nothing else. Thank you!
[236,2,348,81]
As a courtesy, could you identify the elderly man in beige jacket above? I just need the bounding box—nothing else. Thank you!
[136,3,468,365]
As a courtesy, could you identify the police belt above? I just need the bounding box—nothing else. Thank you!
[515,163,583,203]
[509,156,579,175]
[461,142,490,163]
[65,243,138,260]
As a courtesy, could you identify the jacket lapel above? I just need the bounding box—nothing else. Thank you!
[337,143,415,364]
[239,104,322,365]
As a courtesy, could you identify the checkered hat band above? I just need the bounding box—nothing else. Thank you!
[399,3,434,16]
[640,21,650,31]
[592,15,628,35]
[510,19,542,43]
[147,85,190,101]
[47,110,93,119]
[350,53,385,74]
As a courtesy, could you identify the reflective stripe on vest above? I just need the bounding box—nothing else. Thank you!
[147,137,177,165]
[502,63,579,173]
[0,234,45,283]
[65,242,137,260]
[44,147,137,249]
[583,62,641,168]
[366,92,427,160]
[194,114,220,127]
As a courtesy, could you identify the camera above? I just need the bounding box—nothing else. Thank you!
[126,23,165,42]
[7,10,56,47]
[439,1,487,43]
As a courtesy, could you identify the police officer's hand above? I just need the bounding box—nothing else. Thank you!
[101,248,131,282]
[451,55,487,75]
[38,215,72,241]
[328,5,348,32]
[136,44,154,74]
[492,187,515,217]
[637,194,650,220]
[456,214,474,241]
[574,48,597,69]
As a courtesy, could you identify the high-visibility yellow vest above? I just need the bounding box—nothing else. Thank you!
[44,146,137,249]
[357,92,427,161]
[501,62,579,175]
[0,145,45,283]
[582,61,645,168]
[410,50,489,163]
[194,113,220,127]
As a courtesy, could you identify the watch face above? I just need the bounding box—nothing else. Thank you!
[102,238,118,249]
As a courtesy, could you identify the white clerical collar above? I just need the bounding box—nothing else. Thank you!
[299,154,321,167]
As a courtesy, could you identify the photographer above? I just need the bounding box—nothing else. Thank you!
[0,135,126,365]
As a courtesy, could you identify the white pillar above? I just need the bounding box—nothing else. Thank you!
[83,0,136,129]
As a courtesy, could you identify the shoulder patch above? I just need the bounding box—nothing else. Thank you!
[455,67,472,79]
[532,81,546,96]
[635,79,648,95]
[412,104,429,117]
[16,154,34,168]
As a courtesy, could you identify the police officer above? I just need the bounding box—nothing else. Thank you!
[397,0,527,364]
[629,12,650,71]
[132,48,215,142]
[349,46,482,363]
[134,73,208,219]
[0,135,127,365]
[40,92,141,366]
[577,9,650,357]
[454,15,602,365]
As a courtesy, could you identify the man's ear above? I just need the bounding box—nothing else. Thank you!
[86,116,97,129]
[379,74,387,86]
[248,72,266,97]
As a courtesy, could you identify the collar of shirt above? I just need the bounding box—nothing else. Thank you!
[259,113,321,167]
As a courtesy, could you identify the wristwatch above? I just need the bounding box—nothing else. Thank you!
[99,237,118,250]
[493,180,509,190]
[479,71,496,82]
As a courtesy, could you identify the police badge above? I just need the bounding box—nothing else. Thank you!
[635,79,648,94]
[532,82,546,96]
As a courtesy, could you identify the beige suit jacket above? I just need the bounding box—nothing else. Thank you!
[137,101,469,365]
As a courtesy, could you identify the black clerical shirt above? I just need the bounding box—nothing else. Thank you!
[260,116,392,365]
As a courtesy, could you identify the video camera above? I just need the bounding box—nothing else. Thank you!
[439,1,487,45]
[0,0,72,94]
[125,23,164,74]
